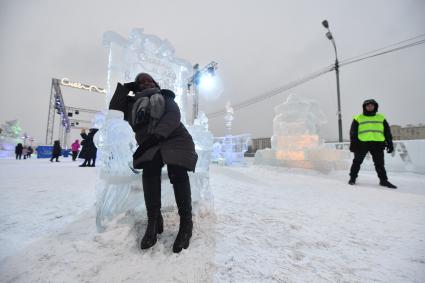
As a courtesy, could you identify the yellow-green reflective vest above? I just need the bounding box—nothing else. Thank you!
[354,113,385,142]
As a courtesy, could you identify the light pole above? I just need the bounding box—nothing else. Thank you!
[322,20,343,142]
[187,61,218,124]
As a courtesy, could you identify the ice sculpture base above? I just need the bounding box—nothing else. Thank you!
[254,148,350,174]
[325,140,425,174]
[96,169,213,232]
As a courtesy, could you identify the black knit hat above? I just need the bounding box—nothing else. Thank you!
[134,73,160,89]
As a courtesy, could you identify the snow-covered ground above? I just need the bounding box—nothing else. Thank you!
[1,158,424,282]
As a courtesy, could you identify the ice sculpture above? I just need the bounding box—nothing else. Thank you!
[254,94,350,173]
[92,111,142,231]
[186,112,214,211]
[0,120,23,158]
[95,29,214,231]
[211,102,251,166]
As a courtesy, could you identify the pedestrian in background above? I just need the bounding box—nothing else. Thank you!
[78,129,98,167]
[71,139,80,161]
[22,146,28,159]
[27,146,34,158]
[50,140,61,162]
[15,143,23,160]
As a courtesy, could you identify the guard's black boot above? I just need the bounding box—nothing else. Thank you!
[348,177,356,185]
[380,180,397,189]
[172,179,193,253]
[140,175,163,250]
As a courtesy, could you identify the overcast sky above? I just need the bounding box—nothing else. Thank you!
[1,0,424,145]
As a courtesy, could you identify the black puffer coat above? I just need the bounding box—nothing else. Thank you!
[78,129,98,159]
[15,143,23,154]
[109,83,197,171]
[52,141,62,156]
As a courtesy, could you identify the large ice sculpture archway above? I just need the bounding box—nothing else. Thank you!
[95,29,213,232]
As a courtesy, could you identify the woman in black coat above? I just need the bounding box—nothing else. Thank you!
[109,73,197,253]
[50,140,61,162]
[78,128,98,167]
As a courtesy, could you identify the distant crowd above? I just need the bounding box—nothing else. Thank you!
[14,143,34,159]
[15,128,98,167]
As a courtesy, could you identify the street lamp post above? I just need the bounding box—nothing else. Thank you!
[187,61,218,124]
[322,20,343,142]
[192,64,200,123]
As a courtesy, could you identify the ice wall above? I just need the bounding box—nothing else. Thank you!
[325,140,425,174]
[212,135,251,166]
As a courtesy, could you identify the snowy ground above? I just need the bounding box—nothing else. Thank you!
[0,158,424,282]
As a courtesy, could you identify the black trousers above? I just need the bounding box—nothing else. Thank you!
[350,147,388,181]
[50,154,59,162]
[16,153,22,160]
[142,152,189,184]
[72,151,78,161]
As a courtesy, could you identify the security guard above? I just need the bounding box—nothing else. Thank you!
[348,99,397,188]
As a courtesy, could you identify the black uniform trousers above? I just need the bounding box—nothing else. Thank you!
[350,147,388,181]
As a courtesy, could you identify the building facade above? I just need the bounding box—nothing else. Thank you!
[390,124,425,140]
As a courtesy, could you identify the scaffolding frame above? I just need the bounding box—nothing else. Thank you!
[45,78,103,147]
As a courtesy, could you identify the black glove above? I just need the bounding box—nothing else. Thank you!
[349,141,358,153]
[123,82,137,93]
[109,83,130,111]
[386,142,394,154]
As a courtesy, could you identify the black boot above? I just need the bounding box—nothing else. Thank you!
[140,212,164,249]
[379,180,397,189]
[140,175,163,249]
[172,179,193,253]
[79,160,88,167]
[348,177,356,185]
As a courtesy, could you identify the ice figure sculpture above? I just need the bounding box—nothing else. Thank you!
[186,112,214,212]
[92,111,143,231]
[224,102,234,134]
[211,102,251,166]
[0,120,23,158]
[254,94,350,173]
[95,29,213,231]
